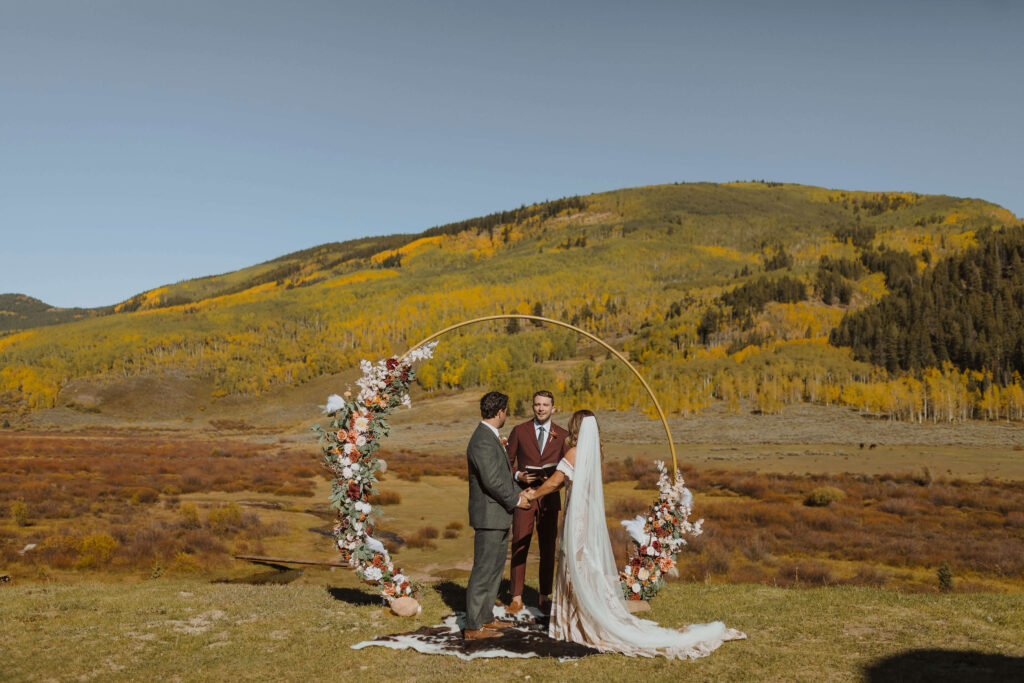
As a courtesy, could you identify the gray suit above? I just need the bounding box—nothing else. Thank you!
[464,422,520,631]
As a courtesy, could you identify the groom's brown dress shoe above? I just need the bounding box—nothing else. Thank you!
[482,620,512,630]
[463,627,501,640]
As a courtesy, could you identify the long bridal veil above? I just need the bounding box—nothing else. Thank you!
[560,416,743,658]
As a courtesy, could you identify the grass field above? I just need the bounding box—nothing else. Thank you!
[2,578,1022,681]
[3,398,1023,680]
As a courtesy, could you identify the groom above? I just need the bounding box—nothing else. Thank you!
[464,391,527,640]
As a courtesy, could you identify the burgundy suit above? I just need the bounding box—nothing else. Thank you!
[507,418,569,598]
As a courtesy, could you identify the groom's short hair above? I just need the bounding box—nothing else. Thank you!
[533,390,554,403]
[480,391,509,419]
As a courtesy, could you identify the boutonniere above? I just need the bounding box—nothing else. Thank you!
[501,437,509,450]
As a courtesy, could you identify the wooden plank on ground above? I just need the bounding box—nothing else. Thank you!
[233,554,349,568]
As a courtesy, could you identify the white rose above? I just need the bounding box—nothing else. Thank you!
[325,394,345,414]
[393,573,406,586]
[343,443,355,455]
[364,566,382,582]
[354,416,370,432]
[355,435,367,447]
[646,545,657,556]
[342,466,352,478]
[631,583,641,593]
[638,568,650,581]
[623,565,632,576]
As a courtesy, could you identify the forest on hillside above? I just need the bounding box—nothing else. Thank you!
[832,226,1024,381]
[2,182,1022,423]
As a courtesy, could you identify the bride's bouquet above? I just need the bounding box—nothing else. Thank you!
[619,461,703,601]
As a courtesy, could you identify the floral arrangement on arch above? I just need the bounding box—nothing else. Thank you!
[311,342,437,603]
[619,461,703,601]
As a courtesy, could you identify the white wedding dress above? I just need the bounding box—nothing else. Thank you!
[548,416,745,658]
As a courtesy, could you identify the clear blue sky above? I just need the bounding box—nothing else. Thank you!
[2,1,1022,308]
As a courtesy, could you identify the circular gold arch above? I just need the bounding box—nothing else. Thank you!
[401,314,678,475]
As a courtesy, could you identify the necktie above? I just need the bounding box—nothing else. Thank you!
[537,425,546,453]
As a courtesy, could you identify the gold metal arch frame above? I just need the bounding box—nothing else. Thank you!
[401,314,678,475]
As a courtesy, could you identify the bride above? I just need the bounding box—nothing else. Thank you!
[520,410,745,659]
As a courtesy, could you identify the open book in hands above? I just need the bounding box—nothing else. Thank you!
[524,463,558,480]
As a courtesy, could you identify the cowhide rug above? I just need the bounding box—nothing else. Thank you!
[351,606,600,661]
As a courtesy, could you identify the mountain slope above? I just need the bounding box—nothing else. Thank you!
[0,293,111,334]
[1,182,1020,419]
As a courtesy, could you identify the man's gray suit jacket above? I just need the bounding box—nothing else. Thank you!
[466,423,520,529]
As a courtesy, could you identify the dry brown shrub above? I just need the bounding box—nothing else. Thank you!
[368,490,402,505]
[128,487,160,504]
[850,564,890,587]
[273,483,314,497]
[732,477,768,499]
[179,529,226,555]
[738,532,771,562]
[404,533,437,550]
[804,487,846,507]
[417,525,439,539]
[38,533,80,568]
[1006,511,1024,529]
[608,496,649,518]
[445,520,464,530]
[776,560,836,587]
[208,419,254,431]
[794,506,843,532]
[729,563,769,584]
[208,503,243,533]
[878,498,920,516]
[706,541,732,575]
[443,528,459,539]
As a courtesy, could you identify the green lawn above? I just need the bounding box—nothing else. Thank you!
[2,578,1022,681]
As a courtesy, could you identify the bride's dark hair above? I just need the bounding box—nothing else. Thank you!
[566,409,596,448]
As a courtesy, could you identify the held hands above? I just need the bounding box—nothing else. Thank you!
[517,488,538,508]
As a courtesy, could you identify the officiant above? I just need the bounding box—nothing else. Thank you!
[506,390,569,615]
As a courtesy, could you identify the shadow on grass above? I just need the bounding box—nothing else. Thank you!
[432,579,542,613]
[215,568,304,585]
[327,587,382,606]
[864,649,1024,682]
[432,581,467,612]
